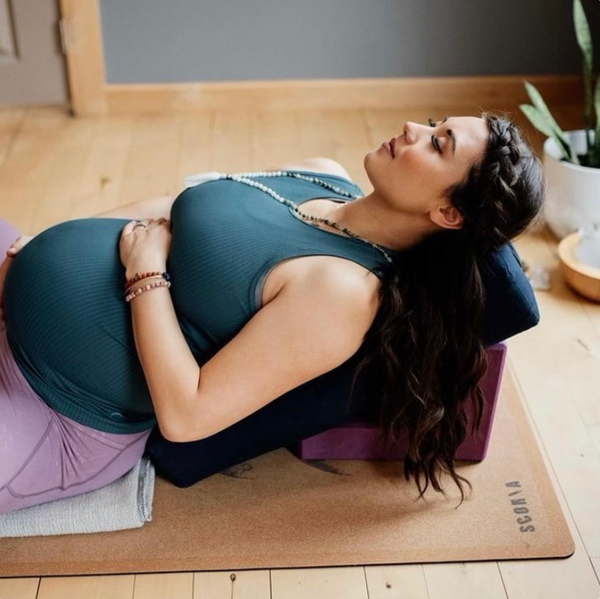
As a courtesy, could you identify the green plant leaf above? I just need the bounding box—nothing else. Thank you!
[574,0,593,74]
[524,81,566,137]
[522,81,580,164]
[593,75,600,167]
[519,104,576,163]
[583,62,593,154]
[574,0,594,148]
[519,104,557,138]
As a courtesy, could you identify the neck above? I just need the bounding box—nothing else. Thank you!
[326,191,435,252]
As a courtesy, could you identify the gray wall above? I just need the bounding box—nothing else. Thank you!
[99,0,600,84]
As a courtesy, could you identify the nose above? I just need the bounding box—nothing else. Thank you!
[403,121,422,144]
[404,121,433,145]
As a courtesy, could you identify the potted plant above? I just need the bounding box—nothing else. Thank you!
[520,0,599,241]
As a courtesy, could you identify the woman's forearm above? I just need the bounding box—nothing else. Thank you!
[91,195,175,221]
[128,284,202,442]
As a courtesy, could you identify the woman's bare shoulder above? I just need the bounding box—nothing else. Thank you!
[272,255,381,309]
[268,157,353,181]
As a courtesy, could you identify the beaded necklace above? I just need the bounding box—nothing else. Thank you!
[185,170,394,264]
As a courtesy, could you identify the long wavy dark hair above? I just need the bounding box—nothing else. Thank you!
[348,113,545,503]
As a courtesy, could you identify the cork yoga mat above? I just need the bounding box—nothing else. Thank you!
[0,368,574,577]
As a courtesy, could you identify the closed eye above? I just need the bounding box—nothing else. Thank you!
[428,116,449,155]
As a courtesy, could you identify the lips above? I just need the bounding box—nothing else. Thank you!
[382,139,395,157]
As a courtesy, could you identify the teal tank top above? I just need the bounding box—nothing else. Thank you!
[3,172,395,434]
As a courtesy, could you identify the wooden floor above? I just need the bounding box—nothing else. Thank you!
[0,105,599,599]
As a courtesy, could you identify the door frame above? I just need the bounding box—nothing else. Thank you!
[59,0,107,116]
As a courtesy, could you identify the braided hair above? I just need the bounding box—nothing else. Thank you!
[348,113,545,503]
[452,114,545,254]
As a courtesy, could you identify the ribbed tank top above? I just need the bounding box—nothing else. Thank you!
[3,171,396,434]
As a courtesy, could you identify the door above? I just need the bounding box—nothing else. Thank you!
[0,0,68,105]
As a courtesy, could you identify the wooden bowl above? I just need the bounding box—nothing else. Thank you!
[558,231,600,303]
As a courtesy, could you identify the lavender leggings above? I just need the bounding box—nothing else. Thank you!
[0,218,150,515]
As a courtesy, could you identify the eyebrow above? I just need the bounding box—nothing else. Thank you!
[441,116,456,156]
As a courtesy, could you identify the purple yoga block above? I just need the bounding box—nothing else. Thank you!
[294,342,507,462]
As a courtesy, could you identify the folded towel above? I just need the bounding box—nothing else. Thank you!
[0,457,155,537]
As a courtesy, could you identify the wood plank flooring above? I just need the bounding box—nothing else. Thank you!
[0,105,599,599]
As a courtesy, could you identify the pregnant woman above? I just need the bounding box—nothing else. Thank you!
[0,114,544,514]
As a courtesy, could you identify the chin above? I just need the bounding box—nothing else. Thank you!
[363,150,385,187]
[363,150,378,177]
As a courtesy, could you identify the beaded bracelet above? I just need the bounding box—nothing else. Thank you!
[125,280,171,303]
[124,274,167,296]
[125,271,170,289]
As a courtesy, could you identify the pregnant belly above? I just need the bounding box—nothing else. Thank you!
[2,219,153,414]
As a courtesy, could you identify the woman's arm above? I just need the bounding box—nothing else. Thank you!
[0,195,177,275]
[120,219,379,442]
[133,264,377,442]
[91,194,175,221]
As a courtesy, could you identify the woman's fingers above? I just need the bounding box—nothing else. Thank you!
[6,235,34,257]
[119,218,171,273]
[147,217,168,228]
[122,218,168,236]
[123,219,147,236]
[5,237,20,256]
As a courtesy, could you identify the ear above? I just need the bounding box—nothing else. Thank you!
[429,204,464,230]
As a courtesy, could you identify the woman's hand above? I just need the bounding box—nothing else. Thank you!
[119,218,172,279]
[0,236,34,322]
[6,235,34,258]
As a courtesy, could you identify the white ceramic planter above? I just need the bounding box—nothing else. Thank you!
[575,223,600,269]
[543,130,600,239]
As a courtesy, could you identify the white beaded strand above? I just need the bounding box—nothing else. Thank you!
[218,171,394,264]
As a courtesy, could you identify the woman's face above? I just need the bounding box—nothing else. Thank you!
[364,116,489,227]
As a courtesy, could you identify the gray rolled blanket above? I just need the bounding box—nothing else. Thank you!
[0,457,155,537]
